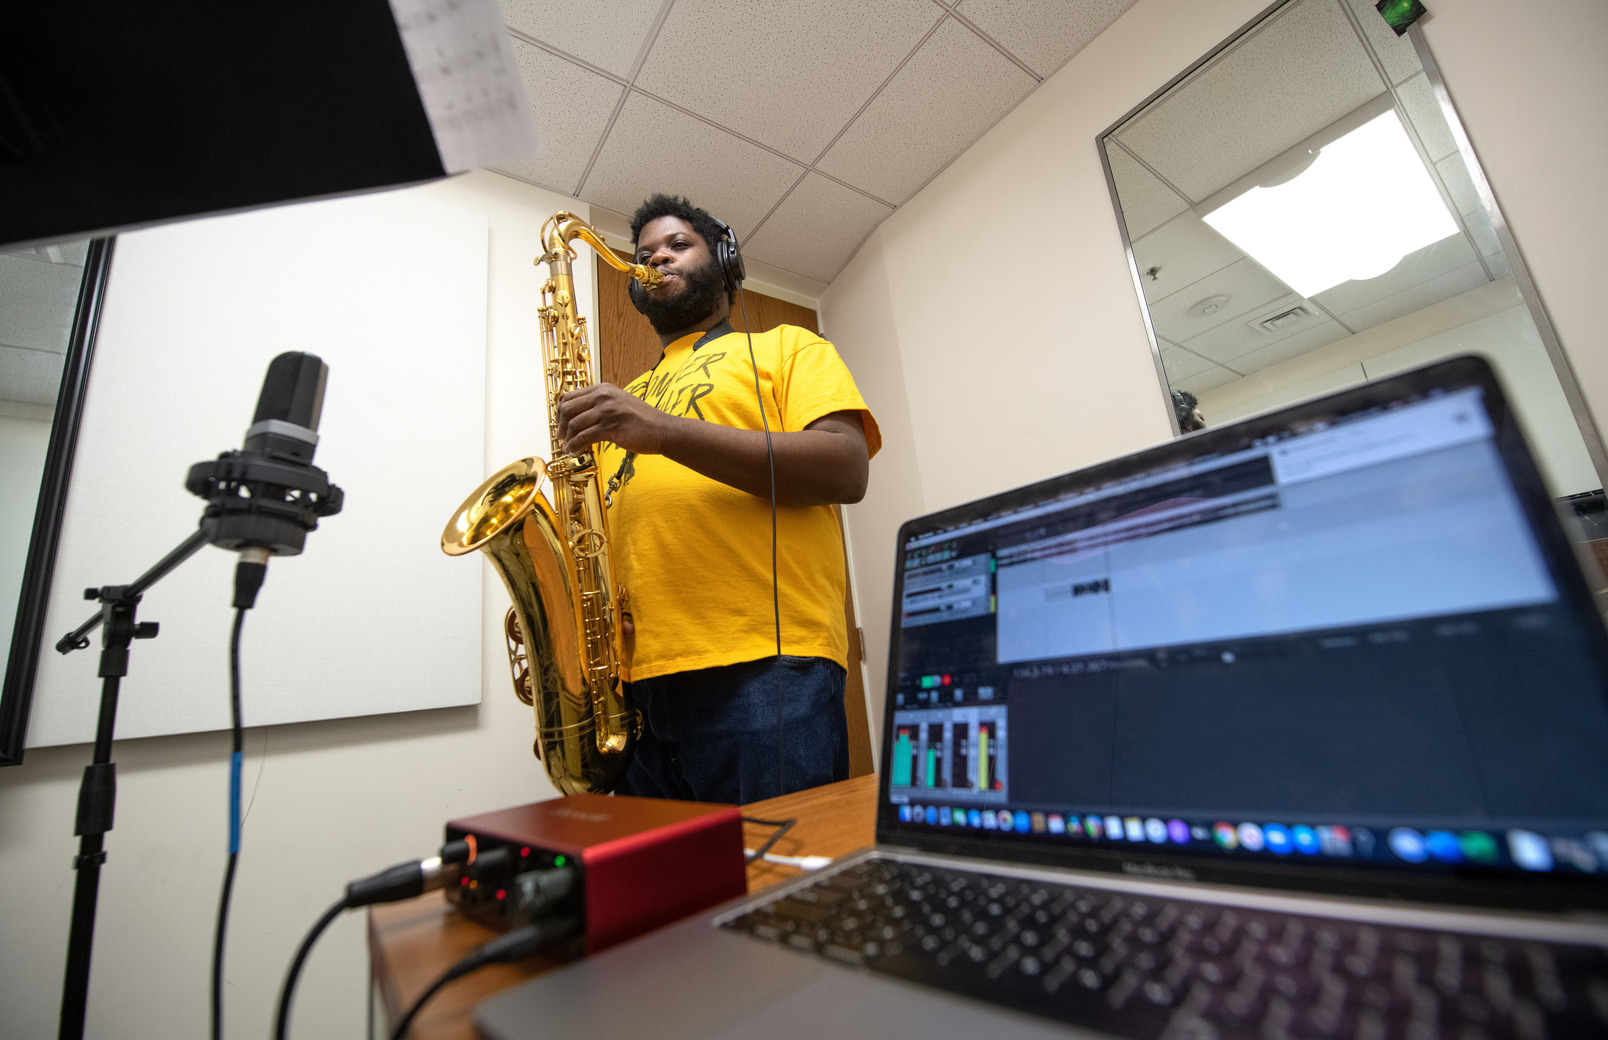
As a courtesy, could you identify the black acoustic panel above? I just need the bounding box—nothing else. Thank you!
[0,0,445,249]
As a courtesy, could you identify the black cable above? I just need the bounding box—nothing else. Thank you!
[211,605,248,1040]
[390,916,581,1040]
[735,286,785,798]
[275,840,476,1040]
[741,815,796,864]
[274,895,351,1040]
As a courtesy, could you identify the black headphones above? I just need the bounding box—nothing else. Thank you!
[709,215,746,296]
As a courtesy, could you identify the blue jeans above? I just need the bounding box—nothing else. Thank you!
[615,656,849,804]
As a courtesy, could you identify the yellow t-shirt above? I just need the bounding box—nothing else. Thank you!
[595,324,882,681]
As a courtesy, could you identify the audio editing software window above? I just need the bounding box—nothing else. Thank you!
[888,389,1608,840]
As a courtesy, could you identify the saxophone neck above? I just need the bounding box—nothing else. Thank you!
[539,212,663,289]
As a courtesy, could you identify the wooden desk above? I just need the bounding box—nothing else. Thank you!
[367,774,878,1040]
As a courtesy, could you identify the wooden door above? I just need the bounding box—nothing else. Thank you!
[596,253,874,778]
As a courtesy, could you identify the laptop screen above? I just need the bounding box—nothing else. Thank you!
[879,358,1608,891]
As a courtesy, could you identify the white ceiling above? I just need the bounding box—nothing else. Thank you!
[1105,0,1510,395]
[489,0,1141,287]
[2,0,1145,411]
[3,0,1500,413]
[0,242,88,411]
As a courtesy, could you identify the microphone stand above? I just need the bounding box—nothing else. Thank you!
[54,524,213,1040]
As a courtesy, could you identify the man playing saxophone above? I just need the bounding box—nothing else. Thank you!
[555,194,881,805]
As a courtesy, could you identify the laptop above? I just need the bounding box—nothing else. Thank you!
[477,355,1608,1039]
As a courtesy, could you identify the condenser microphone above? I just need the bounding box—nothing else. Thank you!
[242,351,328,462]
[186,352,344,608]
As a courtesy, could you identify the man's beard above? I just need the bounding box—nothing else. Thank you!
[629,255,726,335]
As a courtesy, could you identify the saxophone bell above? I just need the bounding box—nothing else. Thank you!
[443,212,651,795]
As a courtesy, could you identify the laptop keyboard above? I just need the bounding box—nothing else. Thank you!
[723,858,1608,1039]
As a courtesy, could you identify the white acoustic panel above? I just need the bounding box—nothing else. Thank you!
[26,190,486,747]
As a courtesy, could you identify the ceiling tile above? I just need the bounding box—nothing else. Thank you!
[634,0,940,163]
[1104,144,1189,240]
[0,254,82,353]
[1222,318,1349,374]
[1333,260,1490,331]
[6,241,89,265]
[1343,0,1421,85]
[1458,208,1502,258]
[1148,258,1291,343]
[1312,233,1477,315]
[1113,0,1384,201]
[0,346,66,405]
[499,0,664,79]
[955,0,1138,78]
[1175,364,1238,395]
[1435,154,1482,215]
[1132,213,1243,305]
[491,40,626,196]
[581,93,805,239]
[817,18,1037,205]
[1183,292,1313,364]
[1159,343,1215,381]
[743,174,893,284]
[1395,72,1459,163]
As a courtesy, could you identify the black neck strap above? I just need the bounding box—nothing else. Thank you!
[691,318,734,351]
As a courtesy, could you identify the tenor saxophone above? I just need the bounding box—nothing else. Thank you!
[441,213,661,794]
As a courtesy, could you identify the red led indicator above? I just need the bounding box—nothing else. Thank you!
[520,846,531,858]
[942,675,951,685]
[459,876,469,886]
[495,889,506,901]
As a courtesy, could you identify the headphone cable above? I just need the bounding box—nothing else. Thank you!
[733,283,784,798]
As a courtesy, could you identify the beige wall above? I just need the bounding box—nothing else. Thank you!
[824,0,1608,747]
[0,170,573,1039]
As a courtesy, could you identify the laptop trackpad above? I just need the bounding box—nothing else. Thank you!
[475,923,823,1040]
[698,970,1082,1040]
[476,919,1084,1040]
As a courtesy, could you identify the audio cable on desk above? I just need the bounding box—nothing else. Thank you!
[274,839,474,1040]
[275,842,582,1040]
[388,913,581,1040]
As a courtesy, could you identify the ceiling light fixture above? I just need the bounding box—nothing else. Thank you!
[1199,107,1457,299]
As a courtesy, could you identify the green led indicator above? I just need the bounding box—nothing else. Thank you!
[1375,0,1426,36]
[554,854,566,867]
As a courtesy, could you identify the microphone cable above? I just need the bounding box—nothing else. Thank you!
[274,839,476,1040]
[734,284,786,799]
[209,554,273,1040]
[389,915,581,1040]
